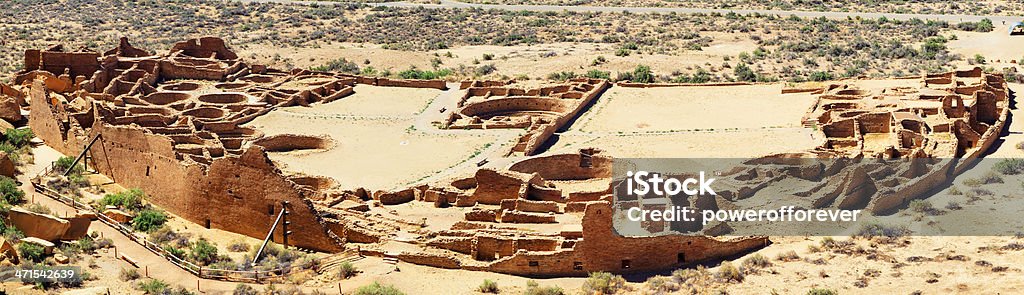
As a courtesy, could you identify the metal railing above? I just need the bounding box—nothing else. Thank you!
[28,166,354,283]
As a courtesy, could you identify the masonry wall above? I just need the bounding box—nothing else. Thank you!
[29,87,343,252]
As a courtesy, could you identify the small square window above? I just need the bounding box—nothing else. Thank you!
[621,260,631,269]
[528,261,539,267]
[573,262,583,271]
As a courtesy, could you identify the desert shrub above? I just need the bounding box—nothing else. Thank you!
[672,69,712,83]
[355,282,404,295]
[137,279,169,294]
[630,65,654,83]
[644,276,679,293]
[190,239,219,266]
[584,70,611,80]
[132,209,167,232]
[582,272,626,294]
[228,240,250,252]
[993,159,1024,175]
[3,128,33,148]
[973,54,986,64]
[1016,141,1024,150]
[18,242,45,262]
[776,250,800,261]
[807,288,838,295]
[477,279,499,293]
[979,171,1004,184]
[742,253,772,270]
[945,201,962,210]
[547,71,577,81]
[95,237,113,249]
[482,53,494,60]
[399,67,452,79]
[54,156,83,176]
[99,188,145,212]
[715,261,743,282]
[338,261,358,279]
[163,245,185,259]
[809,71,834,81]
[120,267,140,281]
[474,64,496,76]
[855,223,911,239]
[734,63,757,82]
[25,202,50,215]
[233,284,259,295]
[0,176,24,205]
[150,227,179,244]
[311,58,359,73]
[523,280,563,295]
[76,236,97,253]
[908,199,936,214]
[948,185,963,195]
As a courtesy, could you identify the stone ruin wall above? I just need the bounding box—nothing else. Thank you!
[22,37,450,253]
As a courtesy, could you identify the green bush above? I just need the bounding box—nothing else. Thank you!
[190,239,219,266]
[398,67,452,79]
[18,242,45,262]
[0,176,24,205]
[137,279,169,294]
[163,245,185,259]
[585,70,611,80]
[994,159,1024,175]
[355,282,405,295]
[524,280,564,295]
[547,71,577,81]
[809,71,834,81]
[477,279,499,293]
[581,272,625,294]
[3,128,33,148]
[630,65,654,83]
[338,261,358,279]
[734,63,757,82]
[99,188,145,212]
[132,209,168,232]
[54,156,83,176]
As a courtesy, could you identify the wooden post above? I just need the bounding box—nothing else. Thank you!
[145,265,149,278]
[339,282,343,294]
